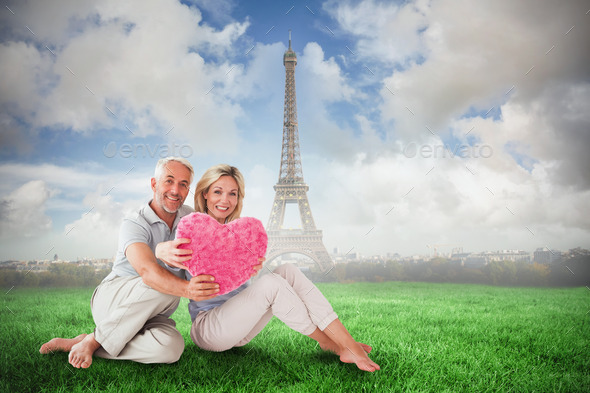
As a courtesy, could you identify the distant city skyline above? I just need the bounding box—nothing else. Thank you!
[1,1,589,260]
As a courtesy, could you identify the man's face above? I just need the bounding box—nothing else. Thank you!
[151,161,191,214]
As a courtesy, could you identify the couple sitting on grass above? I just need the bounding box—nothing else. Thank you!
[40,157,380,373]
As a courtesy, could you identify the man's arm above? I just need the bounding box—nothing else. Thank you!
[126,242,219,301]
[155,238,192,270]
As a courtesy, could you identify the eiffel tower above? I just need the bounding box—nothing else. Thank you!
[266,31,333,272]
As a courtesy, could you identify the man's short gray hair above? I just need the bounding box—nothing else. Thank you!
[154,157,194,184]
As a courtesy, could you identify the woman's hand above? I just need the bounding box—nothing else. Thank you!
[186,274,219,301]
[155,238,192,270]
[250,257,266,278]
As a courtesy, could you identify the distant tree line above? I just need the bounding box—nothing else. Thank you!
[0,263,108,288]
[306,251,590,287]
[1,249,588,288]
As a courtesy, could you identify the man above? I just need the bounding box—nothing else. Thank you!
[40,157,220,368]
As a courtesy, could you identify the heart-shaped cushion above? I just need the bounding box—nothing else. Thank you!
[176,212,268,296]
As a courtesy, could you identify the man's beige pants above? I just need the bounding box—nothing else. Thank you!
[191,263,338,351]
[91,275,184,363]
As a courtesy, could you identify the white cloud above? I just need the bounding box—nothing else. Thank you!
[63,187,141,258]
[0,0,93,44]
[0,113,35,155]
[186,0,238,25]
[325,0,590,144]
[0,41,53,118]
[0,180,53,238]
[0,162,141,198]
[294,42,364,160]
[1,0,250,155]
[1,0,588,260]
[309,149,590,257]
[324,0,428,64]
[240,163,275,224]
[303,0,590,256]
[220,42,285,101]
[0,161,158,259]
[299,42,356,103]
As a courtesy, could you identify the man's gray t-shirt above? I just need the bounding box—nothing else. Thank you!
[104,201,194,281]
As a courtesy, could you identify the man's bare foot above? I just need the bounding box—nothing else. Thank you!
[39,334,87,354]
[339,341,381,372]
[68,333,101,369]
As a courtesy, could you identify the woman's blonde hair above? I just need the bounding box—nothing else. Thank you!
[194,164,245,223]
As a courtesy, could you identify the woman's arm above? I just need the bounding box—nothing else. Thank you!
[251,257,265,277]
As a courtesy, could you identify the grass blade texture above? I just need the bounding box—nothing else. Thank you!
[1,282,588,392]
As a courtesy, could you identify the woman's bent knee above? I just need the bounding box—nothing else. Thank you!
[190,330,233,352]
[272,263,299,276]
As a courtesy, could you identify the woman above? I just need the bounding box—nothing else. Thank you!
[158,164,380,372]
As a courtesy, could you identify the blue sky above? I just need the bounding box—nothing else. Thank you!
[1,0,589,261]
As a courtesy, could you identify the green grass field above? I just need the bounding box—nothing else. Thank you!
[1,282,588,392]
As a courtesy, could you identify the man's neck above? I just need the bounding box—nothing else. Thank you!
[149,200,177,230]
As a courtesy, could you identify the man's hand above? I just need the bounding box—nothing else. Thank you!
[155,238,192,270]
[186,275,219,301]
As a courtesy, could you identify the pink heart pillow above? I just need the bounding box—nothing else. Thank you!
[176,212,268,296]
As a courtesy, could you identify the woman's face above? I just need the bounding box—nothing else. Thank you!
[203,175,239,224]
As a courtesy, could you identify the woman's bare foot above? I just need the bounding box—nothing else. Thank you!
[359,342,372,354]
[318,340,372,355]
[309,326,379,372]
[338,341,380,372]
[68,333,101,369]
[315,320,381,372]
[39,334,87,354]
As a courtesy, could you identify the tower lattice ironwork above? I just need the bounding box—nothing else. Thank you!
[266,32,333,271]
